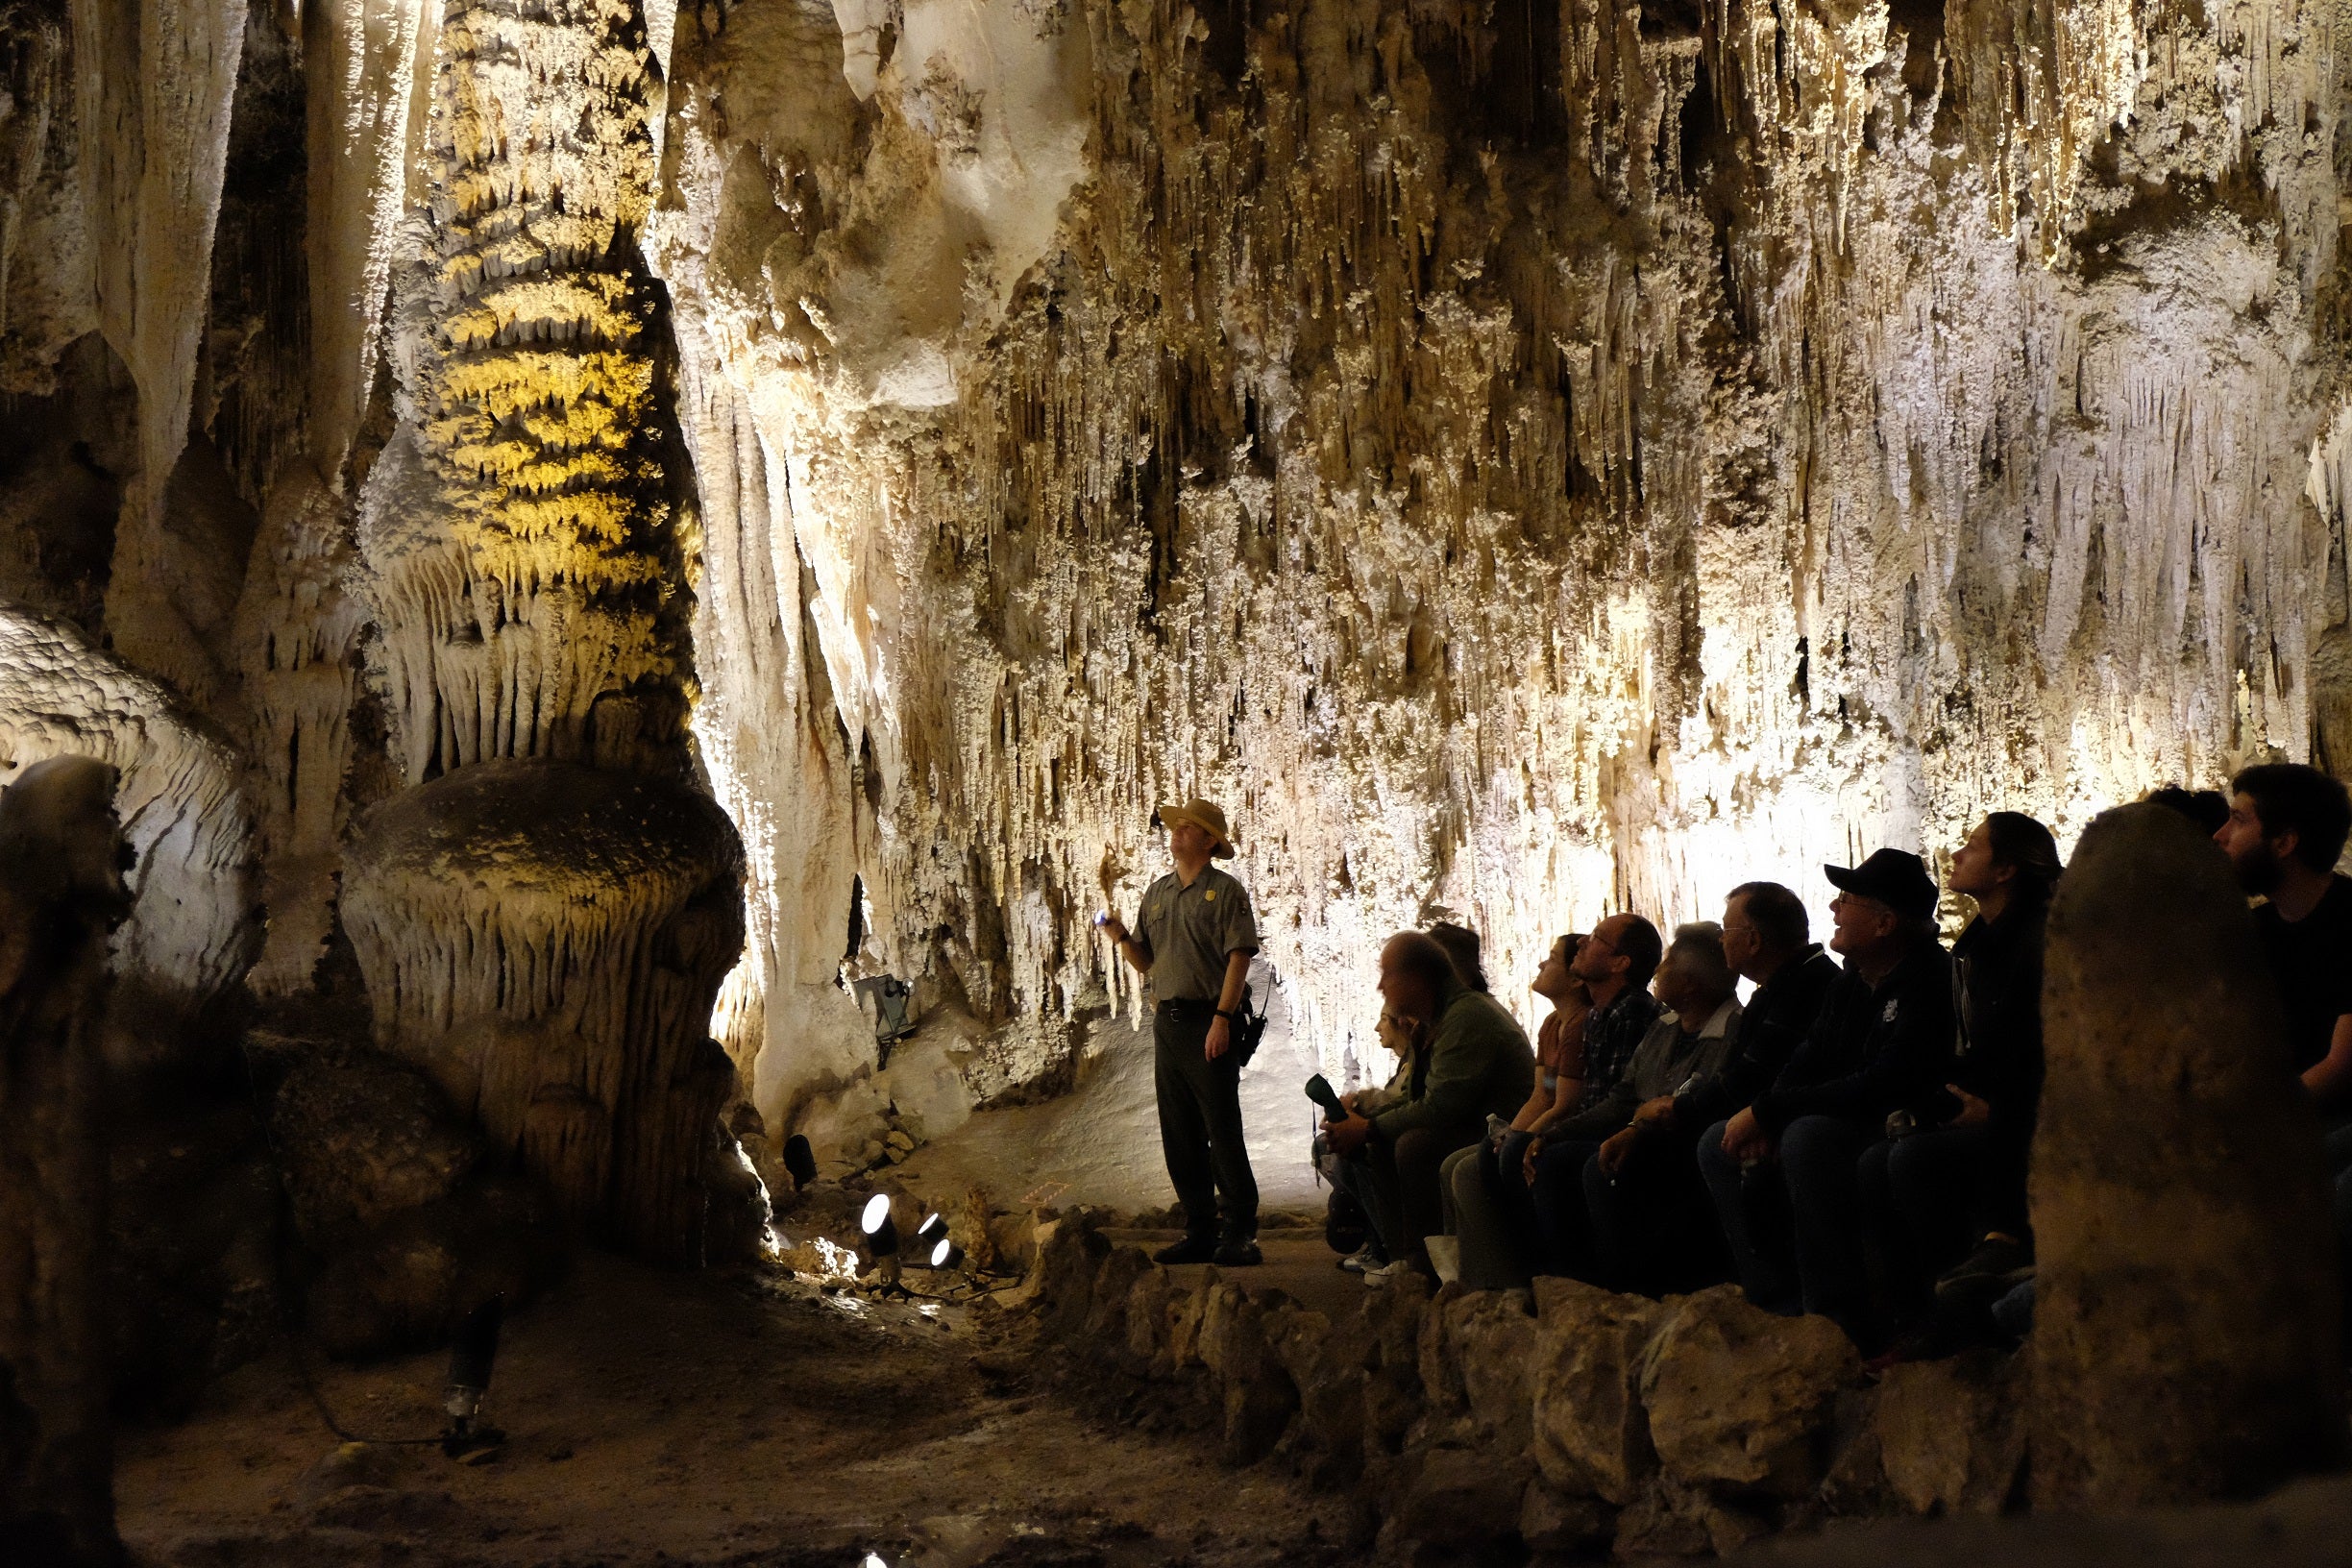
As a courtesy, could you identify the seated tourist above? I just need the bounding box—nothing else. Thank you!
[1560,882,1838,1294]
[1322,931,1533,1283]
[1427,919,1492,992]
[1698,849,1953,1343]
[1862,812,2060,1341]
[1505,914,1662,1271]
[2214,763,2352,1115]
[1660,882,1840,1143]
[1437,933,1590,1288]
[1533,923,1742,1290]
[1327,1006,1426,1273]
[2145,784,2229,837]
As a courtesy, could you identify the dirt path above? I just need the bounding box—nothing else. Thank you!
[114,1255,1358,1568]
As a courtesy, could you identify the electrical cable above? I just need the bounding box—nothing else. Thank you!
[233,1038,449,1447]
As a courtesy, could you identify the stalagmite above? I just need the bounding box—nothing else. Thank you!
[0,755,132,1568]
[2028,801,2343,1507]
[341,759,747,1262]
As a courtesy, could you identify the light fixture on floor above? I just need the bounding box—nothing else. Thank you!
[927,1237,965,1270]
[861,1193,899,1256]
[915,1212,949,1250]
[784,1133,819,1189]
[861,1193,907,1296]
[441,1296,505,1458]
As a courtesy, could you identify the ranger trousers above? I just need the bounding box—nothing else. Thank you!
[1154,1000,1258,1240]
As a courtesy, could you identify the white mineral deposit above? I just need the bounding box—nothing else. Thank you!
[1,0,2349,1562]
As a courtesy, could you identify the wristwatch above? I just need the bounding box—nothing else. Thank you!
[1213,1009,1237,1021]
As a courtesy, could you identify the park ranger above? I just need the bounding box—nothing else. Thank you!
[1099,798,1262,1266]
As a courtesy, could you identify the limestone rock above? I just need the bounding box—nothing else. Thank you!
[1531,1276,1660,1505]
[1870,1351,2024,1516]
[342,759,747,1264]
[1517,1479,1613,1556]
[2031,803,2344,1507]
[1639,1286,1861,1499]
[254,1036,484,1244]
[0,756,132,1564]
[0,601,257,1062]
[306,1177,564,1360]
[1381,1445,1534,1560]
[1434,1288,1537,1455]
[1611,1475,1770,1559]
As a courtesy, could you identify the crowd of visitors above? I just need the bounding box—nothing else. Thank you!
[1310,762,2352,1361]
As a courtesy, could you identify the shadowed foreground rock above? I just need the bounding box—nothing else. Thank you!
[0,757,133,1566]
[343,760,753,1265]
[2029,800,2343,1507]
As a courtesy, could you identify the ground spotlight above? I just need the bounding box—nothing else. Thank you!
[784,1133,819,1189]
[441,1295,505,1457]
[928,1237,965,1269]
[915,1212,949,1249]
[860,1193,899,1256]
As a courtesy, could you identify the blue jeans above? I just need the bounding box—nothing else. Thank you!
[1699,1114,1874,1331]
[1529,1137,1605,1279]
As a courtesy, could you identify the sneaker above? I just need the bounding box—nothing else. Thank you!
[1337,1244,1384,1274]
[1362,1258,1421,1286]
[1213,1237,1262,1267]
[1935,1234,2034,1295]
[1153,1235,1218,1265]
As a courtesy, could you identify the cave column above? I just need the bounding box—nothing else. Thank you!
[344,0,751,1262]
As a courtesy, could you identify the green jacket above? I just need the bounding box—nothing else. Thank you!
[1373,984,1535,1141]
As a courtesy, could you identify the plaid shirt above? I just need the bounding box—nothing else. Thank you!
[1577,985,1664,1110]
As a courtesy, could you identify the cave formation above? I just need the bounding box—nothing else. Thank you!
[5,0,2352,1561]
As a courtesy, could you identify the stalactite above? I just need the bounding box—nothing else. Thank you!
[355,0,684,781]
[654,0,2346,1123]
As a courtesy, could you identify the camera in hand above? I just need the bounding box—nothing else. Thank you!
[1305,1072,1350,1121]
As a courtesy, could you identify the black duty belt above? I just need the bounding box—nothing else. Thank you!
[1157,996,1220,1016]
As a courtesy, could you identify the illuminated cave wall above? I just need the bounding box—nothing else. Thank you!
[659,0,2352,1123]
[3,0,2349,1145]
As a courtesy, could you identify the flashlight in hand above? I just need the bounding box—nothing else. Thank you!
[1306,1073,1350,1121]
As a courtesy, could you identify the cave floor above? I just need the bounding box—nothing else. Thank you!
[114,1253,1359,1568]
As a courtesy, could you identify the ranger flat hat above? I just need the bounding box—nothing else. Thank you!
[1824,847,1938,922]
[1154,797,1236,858]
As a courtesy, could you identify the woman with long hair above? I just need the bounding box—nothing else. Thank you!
[1867,811,2062,1340]
[1433,932,1590,1288]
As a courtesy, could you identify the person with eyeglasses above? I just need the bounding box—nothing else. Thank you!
[1697,850,1954,1347]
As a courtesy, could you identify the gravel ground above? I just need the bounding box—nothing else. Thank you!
[113,1252,1362,1568]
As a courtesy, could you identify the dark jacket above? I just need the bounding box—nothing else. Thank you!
[1674,946,1839,1130]
[1947,902,2046,1129]
[1373,983,1535,1141]
[1750,937,1954,1135]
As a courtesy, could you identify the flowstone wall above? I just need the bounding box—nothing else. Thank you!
[2,0,2349,1165]
[654,0,2352,1131]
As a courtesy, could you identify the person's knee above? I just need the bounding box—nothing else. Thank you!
[1393,1126,1459,1182]
[1696,1119,1736,1184]
[1779,1115,1859,1196]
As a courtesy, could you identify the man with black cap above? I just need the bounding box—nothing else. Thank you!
[1100,798,1263,1266]
[1697,848,1954,1342]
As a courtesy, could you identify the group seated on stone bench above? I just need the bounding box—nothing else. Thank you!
[1320,761,2352,1364]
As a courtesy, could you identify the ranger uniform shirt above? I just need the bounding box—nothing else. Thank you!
[1137,865,1261,1003]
